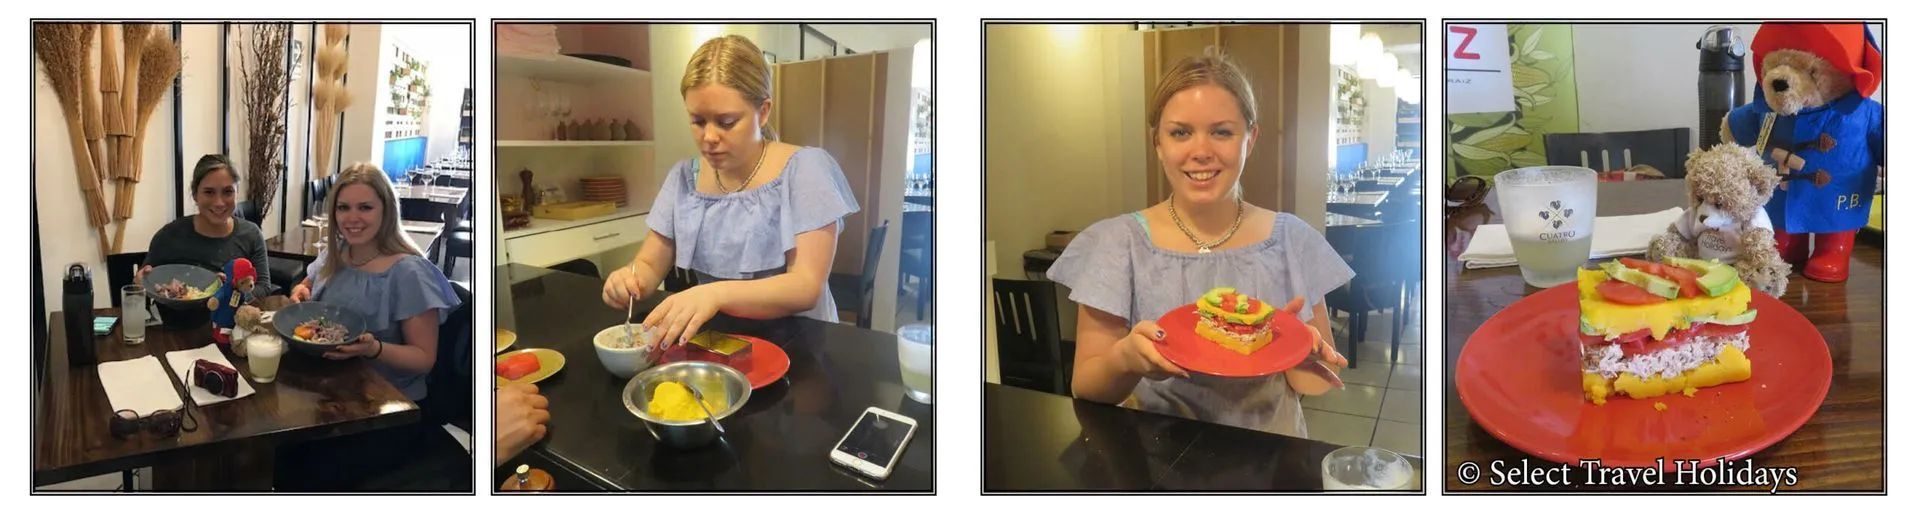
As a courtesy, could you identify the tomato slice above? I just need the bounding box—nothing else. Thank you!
[1621,258,1659,273]
[1597,279,1667,305]
[1662,265,1702,298]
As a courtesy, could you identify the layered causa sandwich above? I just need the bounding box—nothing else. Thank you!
[1578,257,1756,405]
[1195,287,1277,355]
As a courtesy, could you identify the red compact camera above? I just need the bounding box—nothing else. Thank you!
[192,359,239,398]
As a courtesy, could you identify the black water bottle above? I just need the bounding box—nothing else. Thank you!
[1697,25,1747,150]
[62,263,97,366]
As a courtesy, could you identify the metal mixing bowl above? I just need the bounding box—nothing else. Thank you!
[621,361,751,448]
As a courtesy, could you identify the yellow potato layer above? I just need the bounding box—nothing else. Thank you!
[1582,345,1752,405]
[648,382,725,421]
[1577,269,1752,340]
[1197,319,1273,355]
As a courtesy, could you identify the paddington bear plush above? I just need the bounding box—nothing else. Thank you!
[1649,143,1794,297]
[1721,22,1884,283]
[208,258,257,348]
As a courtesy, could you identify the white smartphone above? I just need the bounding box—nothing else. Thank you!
[828,406,918,481]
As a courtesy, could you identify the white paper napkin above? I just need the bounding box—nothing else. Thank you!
[164,344,257,406]
[97,356,183,414]
[1459,208,1683,269]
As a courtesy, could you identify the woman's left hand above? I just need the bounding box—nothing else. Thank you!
[641,284,726,349]
[325,333,382,360]
[1279,297,1346,389]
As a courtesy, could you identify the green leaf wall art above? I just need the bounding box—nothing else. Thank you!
[1446,24,1580,181]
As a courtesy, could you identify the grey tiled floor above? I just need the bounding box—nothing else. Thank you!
[1301,300,1423,457]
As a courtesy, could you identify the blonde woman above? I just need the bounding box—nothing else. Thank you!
[1047,50,1351,438]
[291,164,459,400]
[277,163,462,491]
[602,35,859,346]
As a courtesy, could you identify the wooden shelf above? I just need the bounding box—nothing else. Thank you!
[497,53,650,84]
[497,140,655,148]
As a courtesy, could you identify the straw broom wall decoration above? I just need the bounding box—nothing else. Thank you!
[35,23,112,259]
[239,23,292,221]
[114,31,180,253]
[311,23,352,179]
[80,24,105,182]
[100,24,127,182]
[118,23,151,181]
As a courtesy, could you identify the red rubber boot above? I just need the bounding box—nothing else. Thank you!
[1803,230,1856,283]
[1774,231,1810,271]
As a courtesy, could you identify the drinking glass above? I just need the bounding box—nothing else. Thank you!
[119,285,146,345]
[1494,166,1598,287]
[1322,446,1413,490]
[897,323,933,404]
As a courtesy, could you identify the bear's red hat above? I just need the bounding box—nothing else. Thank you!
[1752,22,1883,98]
[228,258,255,284]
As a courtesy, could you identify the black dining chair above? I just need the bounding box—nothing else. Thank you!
[831,220,889,329]
[992,278,1069,395]
[1544,127,1690,178]
[1323,219,1419,367]
[899,211,933,318]
[662,267,699,292]
[235,201,265,226]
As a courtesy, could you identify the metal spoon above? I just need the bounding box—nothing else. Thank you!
[679,379,725,434]
[623,262,638,348]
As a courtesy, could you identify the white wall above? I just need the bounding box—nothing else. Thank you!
[1572,23,1884,150]
[1292,24,1332,231]
[1364,79,1397,161]
[37,24,199,309]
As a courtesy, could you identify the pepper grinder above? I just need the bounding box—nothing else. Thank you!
[500,464,554,492]
[520,168,536,207]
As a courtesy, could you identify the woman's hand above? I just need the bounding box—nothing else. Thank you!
[1279,297,1346,389]
[601,266,648,310]
[324,333,382,360]
[134,265,153,286]
[1109,320,1188,381]
[641,284,727,348]
[290,282,312,302]
[495,383,551,467]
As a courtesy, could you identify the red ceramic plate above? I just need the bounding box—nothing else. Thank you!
[660,334,792,389]
[1155,304,1314,377]
[1455,283,1832,471]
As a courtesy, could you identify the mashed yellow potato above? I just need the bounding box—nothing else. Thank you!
[647,382,724,421]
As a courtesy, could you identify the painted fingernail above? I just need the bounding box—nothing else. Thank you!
[1153,329,1166,339]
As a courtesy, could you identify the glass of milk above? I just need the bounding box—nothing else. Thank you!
[247,334,286,384]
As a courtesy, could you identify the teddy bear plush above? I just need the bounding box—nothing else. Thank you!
[1720,22,1883,283]
[1649,143,1793,297]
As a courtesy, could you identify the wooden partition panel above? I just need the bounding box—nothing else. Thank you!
[1141,25,1290,211]
[773,53,889,275]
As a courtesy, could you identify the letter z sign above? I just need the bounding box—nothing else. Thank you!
[1446,24,1516,114]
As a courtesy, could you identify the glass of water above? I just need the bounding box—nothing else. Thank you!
[119,285,146,345]
[1494,166,1598,287]
[1322,446,1412,490]
[897,323,933,404]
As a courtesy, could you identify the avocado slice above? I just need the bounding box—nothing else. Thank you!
[1600,260,1680,299]
[1664,257,1740,297]
[1693,309,1758,326]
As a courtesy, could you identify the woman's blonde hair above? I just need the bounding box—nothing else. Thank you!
[1147,47,1258,143]
[320,163,422,280]
[681,35,778,140]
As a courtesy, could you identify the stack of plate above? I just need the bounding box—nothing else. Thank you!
[580,176,628,207]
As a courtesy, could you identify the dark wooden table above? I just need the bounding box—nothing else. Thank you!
[985,384,1422,492]
[35,297,420,490]
[493,264,934,492]
[1444,180,1885,491]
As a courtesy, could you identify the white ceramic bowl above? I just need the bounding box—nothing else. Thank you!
[593,325,658,379]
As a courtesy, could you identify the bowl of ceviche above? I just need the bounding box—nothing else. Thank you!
[272,302,370,356]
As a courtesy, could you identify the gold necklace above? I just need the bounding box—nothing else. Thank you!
[719,144,770,193]
[346,245,378,267]
[1167,197,1244,254]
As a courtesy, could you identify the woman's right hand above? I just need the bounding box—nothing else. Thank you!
[601,266,647,310]
[290,283,312,302]
[1109,320,1188,381]
[134,265,152,286]
[495,383,551,467]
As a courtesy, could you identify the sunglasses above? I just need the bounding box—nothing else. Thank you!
[1445,176,1490,211]
[111,408,198,439]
